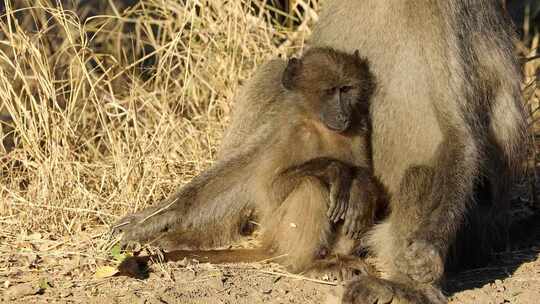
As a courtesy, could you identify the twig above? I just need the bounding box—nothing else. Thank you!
[140,199,177,224]
[5,201,118,218]
[259,270,338,286]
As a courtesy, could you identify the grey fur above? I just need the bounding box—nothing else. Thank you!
[309,1,527,303]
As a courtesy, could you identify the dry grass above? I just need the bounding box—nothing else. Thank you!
[0,0,318,239]
[0,0,538,258]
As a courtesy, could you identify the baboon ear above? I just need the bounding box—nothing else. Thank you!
[282,57,303,90]
[353,49,371,78]
[353,49,367,65]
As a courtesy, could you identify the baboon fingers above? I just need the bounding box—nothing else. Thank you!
[327,184,340,221]
[335,198,348,223]
[343,203,364,238]
[328,180,352,223]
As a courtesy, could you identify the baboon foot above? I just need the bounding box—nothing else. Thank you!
[112,206,177,244]
[343,276,394,304]
[395,239,444,284]
[306,255,374,282]
[343,275,447,304]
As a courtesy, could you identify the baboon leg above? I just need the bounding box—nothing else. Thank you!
[113,149,261,248]
[264,176,371,277]
[368,165,445,285]
[342,167,379,240]
[446,78,527,270]
[343,275,446,304]
[118,176,367,278]
[384,129,478,285]
[483,74,528,249]
[263,177,335,272]
[451,143,521,269]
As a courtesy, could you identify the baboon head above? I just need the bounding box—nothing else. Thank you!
[282,48,375,132]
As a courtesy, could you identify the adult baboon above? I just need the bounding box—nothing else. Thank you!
[308,1,528,303]
[114,48,382,276]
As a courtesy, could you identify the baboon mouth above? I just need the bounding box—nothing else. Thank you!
[326,121,350,133]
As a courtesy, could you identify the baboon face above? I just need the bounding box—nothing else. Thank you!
[282,48,374,133]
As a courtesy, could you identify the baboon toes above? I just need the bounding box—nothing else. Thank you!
[395,239,444,284]
[334,261,373,282]
[343,275,447,304]
[343,276,394,304]
[111,210,171,244]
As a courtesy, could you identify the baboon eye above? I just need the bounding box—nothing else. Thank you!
[340,85,353,93]
[325,87,338,95]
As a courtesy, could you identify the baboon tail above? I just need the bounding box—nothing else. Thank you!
[118,248,271,279]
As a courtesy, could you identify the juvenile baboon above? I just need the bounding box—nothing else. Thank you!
[114,47,381,276]
[308,1,528,303]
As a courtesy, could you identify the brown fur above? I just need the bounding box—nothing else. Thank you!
[309,1,528,303]
[114,48,380,276]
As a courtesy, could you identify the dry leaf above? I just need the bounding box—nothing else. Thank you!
[94,266,119,279]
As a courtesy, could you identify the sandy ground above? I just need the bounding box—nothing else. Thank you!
[1,215,538,304]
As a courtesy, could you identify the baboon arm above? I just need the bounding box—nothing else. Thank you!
[390,131,478,284]
[421,133,478,250]
[281,159,378,239]
[342,167,379,239]
[280,157,354,222]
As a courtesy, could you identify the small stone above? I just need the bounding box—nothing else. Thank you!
[207,273,224,290]
[59,291,73,298]
[177,257,189,267]
[4,283,41,300]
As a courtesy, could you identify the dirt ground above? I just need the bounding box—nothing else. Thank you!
[1,215,538,304]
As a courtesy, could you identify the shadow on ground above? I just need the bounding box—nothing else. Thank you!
[446,211,540,296]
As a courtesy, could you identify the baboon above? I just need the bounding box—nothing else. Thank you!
[308,1,528,303]
[114,47,381,276]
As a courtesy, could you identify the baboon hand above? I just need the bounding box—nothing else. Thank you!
[328,177,351,223]
[394,239,444,284]
[326,162,354,223]
[342,174,377,239]
[342,200,372,240]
